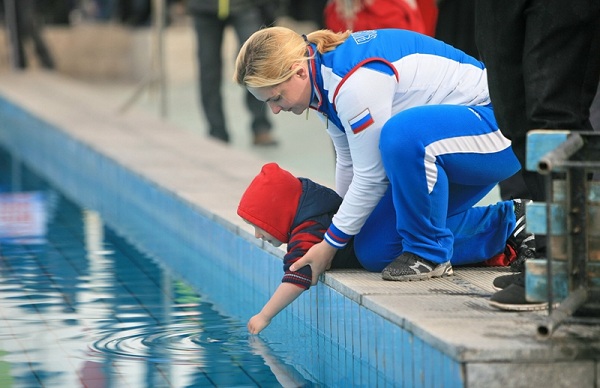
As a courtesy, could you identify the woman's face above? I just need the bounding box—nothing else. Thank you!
[248,64,312,115]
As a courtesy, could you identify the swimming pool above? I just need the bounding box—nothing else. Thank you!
[0,98,420,386]
[0,78,471,387]
[3,67,600,388]
[0,147,317,387]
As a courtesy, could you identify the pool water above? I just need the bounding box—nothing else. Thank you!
[0,150,314,386]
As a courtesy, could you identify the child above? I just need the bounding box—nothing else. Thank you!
[238,163,527,334]
[237,162,361,334]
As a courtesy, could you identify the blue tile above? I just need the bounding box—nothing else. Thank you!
[0,96,481,387]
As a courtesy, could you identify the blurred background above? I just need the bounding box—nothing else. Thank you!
[2,0,596,196]
[0,0,338,185]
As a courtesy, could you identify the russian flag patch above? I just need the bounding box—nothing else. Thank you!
[349,109,374,134]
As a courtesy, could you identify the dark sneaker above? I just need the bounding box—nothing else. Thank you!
[489,270,557,311]
[492,272,524,291]
[489,283,549,311]
[508,199,536,272]
[382,252,453,281]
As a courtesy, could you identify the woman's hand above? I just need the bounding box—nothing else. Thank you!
[248,313,271,335]
[289,240,337,285]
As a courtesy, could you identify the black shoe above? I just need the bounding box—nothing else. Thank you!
[492,272,524,291]
[209,127,230,143]
[508,199,536,272]
[382,252,453,281]
[490,273,548,311]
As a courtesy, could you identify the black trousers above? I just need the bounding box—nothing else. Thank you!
[12,0,55,69]
[475,0,600,202]
[192,11,271,142]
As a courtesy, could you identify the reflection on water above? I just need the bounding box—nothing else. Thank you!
[0,191,52,245]
[0,148,312,386]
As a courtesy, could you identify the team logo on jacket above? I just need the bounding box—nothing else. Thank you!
[349,109,374,134]
[352,30,377,44]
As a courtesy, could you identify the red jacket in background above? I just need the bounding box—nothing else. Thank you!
[324,0,438,36]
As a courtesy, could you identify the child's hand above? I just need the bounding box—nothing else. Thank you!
[248,313,272,334]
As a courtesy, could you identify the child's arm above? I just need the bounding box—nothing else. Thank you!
[247,282,305,334]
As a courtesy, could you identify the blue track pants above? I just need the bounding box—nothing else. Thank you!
[355,104,522,270]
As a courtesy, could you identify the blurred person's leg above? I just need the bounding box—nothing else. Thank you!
[12,0,29,68]
[193,14,229,142]
[521,1,600,198]
[476,0,600,309]
[119,0,150,26]
[435,0,478,58]
[128,0,151,26]
[475,1,529,202]
[287,0,327,29]
[94,0,118,21]
[258,0,281,27]
[477,0,600,204]
[25,0,55,69]
[39,0,73,24]
[231,9,277,146]
[498,172,529,201]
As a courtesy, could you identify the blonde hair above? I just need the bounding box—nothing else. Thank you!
[234,26,352,89]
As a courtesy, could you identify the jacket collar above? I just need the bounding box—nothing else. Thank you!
[307,44,324,113]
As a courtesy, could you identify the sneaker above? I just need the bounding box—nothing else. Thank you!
[489,283,549,311]
[492,272,524,291]
[509,199,535,248]
[209,129,230,143]
[382,252,453,281]
[508,199,536,272]
[510,244,537,272]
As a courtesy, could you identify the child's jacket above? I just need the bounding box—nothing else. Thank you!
[238,163,357,290]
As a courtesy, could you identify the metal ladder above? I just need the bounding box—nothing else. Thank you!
[525,130,600,338]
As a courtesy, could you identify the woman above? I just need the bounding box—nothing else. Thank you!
[234,27,526,283]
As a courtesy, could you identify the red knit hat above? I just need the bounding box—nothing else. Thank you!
[237,163,303,243]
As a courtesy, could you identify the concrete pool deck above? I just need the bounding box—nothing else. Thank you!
[1,65,599,387]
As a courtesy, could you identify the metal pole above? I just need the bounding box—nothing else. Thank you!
[545,174,554,315]
[538,133,584,174]
[537,132,591,337]
[537,287,588,339]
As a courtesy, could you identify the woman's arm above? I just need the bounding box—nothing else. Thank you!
[327,126,353,198]
[247,282,305,334]
[289,239,338,284]
[330,66,396,237]
[291,68,396,281]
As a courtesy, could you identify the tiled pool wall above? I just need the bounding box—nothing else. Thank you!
[0,94,465,386]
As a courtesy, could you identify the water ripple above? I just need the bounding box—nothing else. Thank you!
[89,322,243,365]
